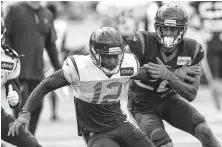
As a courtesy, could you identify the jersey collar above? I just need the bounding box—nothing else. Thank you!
[159,47,178,63]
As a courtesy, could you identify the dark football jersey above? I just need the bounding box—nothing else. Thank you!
[126,31,204,100]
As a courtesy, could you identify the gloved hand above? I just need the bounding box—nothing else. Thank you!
[8,111,31,137]
[174,62,200,83]
[144,57,172,80]
[6,84,19,107]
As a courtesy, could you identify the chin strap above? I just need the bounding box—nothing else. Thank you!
[2,44,24,59]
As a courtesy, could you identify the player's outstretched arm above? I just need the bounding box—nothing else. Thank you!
[8,69,70,137]
[173,62,201,83]
[145,57,201,102]
[167,64,201,102]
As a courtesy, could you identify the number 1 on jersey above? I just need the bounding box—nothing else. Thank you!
[92,82,123,104]
[93,82,103,104]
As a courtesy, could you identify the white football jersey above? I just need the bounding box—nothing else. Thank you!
[1,47,21,106]
[62,53,139,104]
[1,48,21,86]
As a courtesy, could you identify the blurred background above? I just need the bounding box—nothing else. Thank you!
[1,1,222,147]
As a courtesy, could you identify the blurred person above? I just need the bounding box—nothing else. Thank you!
[96,1,148,40]
[1,18,42,147]
[115,8,146,39]
[126,4,221,147]
[145,1,163,32]
[4,1,61,135]
[8,27,156,147]
[45,2,68,121]
[189,1,222,117]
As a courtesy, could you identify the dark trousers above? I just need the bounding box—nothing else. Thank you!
[85,121,155,147]
[128,93,206,147]
[1,107,41,147]
[13,79,43,135]
[206,35,222,79]
[50,91,58,118]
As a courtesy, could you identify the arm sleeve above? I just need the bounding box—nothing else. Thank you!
[22,69,70,113]
[5,78,21,108]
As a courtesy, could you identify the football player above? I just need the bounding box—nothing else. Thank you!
[1,18,42,147]
[189,1,222,116]
[126,4,221,147]
[8,27,156,147]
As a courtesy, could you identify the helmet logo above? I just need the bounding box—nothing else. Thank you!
[109,47,121,53]
[164,19,176,26]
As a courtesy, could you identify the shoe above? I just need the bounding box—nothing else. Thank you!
[50,115,61,122]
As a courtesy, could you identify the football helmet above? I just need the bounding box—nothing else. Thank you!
[154,4,188,48]
[89,27,125,75]
[1,18,6,46]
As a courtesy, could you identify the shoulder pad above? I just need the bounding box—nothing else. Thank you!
[62,56,80,84]
[121,53,140,77]
[128,33,141,42]
[183,38,204,64]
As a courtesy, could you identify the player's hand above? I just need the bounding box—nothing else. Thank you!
[8,111,31,137]
[6,84,19,107]
[145,57,172,80]
[174,61,200,83]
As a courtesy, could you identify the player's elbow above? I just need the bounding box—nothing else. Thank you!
[187,94,196,102]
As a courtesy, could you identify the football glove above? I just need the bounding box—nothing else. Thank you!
[145,57,172,80]
[6,84,19,107]
[8,110,31,137]
[174,62,200,83]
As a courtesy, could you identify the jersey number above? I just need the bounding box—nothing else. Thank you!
[93,82,123,104]
[157,80,168,92]
[137,79,168,92]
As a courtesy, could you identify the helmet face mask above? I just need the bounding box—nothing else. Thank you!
[1,18,6,46]
[89,27,125,75]
[97,50,124,75]
[154,4,188,49]
[155,24,186,48]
